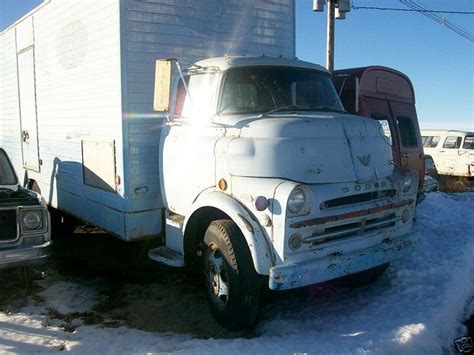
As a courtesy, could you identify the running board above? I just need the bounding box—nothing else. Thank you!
[148,246,185,267]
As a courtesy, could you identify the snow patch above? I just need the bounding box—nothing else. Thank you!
[37,281,101,314]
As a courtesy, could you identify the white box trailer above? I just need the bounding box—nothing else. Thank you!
[0,0,295,240]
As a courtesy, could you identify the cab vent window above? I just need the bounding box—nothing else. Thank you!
[443,136,462,149]
[422,135,440,148]
[396,116,418,148]
[462,136,474,149]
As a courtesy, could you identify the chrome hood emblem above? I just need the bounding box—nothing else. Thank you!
[358,154,371,166]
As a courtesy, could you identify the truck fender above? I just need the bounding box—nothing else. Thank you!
[183,191,274,275]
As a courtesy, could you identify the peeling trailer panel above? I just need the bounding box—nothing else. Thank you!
[0,0,296,240]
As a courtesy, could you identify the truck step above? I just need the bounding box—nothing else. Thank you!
[148,246,184,267]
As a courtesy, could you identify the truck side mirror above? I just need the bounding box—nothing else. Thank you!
[153,59,173,112]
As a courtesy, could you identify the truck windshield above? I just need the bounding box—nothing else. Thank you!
[0,149,18,185]
[218,66,344,115]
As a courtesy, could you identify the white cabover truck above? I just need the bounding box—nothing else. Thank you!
[0,0,419,329]
[152,56,419,329]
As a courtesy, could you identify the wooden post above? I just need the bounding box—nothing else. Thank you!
[326,0,335,72]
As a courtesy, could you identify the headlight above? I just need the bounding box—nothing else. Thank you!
[402,171,418,193]
[21,210,43,230]
[402,174,413,193]
[287,187,307,214]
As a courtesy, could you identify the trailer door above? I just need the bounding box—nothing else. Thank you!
[17,46,40,172]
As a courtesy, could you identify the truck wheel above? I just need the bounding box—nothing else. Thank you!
[203,219,260,330]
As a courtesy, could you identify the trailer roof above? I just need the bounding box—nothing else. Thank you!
[193,56,328,73]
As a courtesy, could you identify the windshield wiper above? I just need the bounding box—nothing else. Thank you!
[259,105,310,117]
[310,106,347,114]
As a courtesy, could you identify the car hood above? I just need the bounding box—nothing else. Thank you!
[222,113,394,184]
[0,186,41,207]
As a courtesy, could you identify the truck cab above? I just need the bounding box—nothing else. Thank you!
[333,66,425,201]
[0,148,51,270]
[151,56,419,329]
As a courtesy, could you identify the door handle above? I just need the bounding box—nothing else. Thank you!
[22,130,30,142]
[401,153,409,158]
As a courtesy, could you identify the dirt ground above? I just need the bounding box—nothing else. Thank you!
[0,228,311,339]
[438,176,474,193]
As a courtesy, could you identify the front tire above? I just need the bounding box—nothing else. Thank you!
[203,219,260,330]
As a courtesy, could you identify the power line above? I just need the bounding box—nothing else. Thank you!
[400,0,474,42]
[351,6,474,15]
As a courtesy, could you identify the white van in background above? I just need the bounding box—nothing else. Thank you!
[421,130,474,177]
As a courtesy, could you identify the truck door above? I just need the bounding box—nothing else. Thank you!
[438,135,463,175]
[359,97,400,167]
[389,101,423,178]
[16,21,40,172]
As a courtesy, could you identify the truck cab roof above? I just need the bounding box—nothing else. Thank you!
[193,56,329,73]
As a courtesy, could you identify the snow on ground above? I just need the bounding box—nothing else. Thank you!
[0,192,473,354]
[37,281,102,315]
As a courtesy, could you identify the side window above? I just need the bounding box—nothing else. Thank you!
[396,116,418,148]
[462,136,474,149]
[371,113,392,146]
[443,136,462,149]
[429,136,440,147]
[422,136,440,148]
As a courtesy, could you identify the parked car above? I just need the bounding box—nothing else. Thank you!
[0,148,51,270]
[423,155,439,192]
[421,130,474,177]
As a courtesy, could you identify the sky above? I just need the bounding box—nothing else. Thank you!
[0,0,473,130]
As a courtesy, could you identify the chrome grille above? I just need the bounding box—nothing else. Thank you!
[321,189,397,209]
[303,213,400,245]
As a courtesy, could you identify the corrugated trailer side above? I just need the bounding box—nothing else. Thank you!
[1,0,296,241]
[0,0,127,237]
[0,29,22,170]
[120,0,296,237]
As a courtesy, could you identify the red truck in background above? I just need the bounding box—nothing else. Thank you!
[333,66,425,201]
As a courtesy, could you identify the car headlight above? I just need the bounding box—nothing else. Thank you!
[287,187,310,215]
[402,175,413,193]
[402,171,418,194]
[21,210,44,231]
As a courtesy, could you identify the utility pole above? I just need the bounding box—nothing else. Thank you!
[313,0,350,73]
[326,0,335,72]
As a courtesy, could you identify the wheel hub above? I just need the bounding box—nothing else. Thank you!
[206,247,229,307]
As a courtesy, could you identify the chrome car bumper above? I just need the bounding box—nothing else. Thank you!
[269,231,419,290]
[0,241,51,270]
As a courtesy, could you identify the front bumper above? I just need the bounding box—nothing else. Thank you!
[0,241,51,270]
[269,231,419,290]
